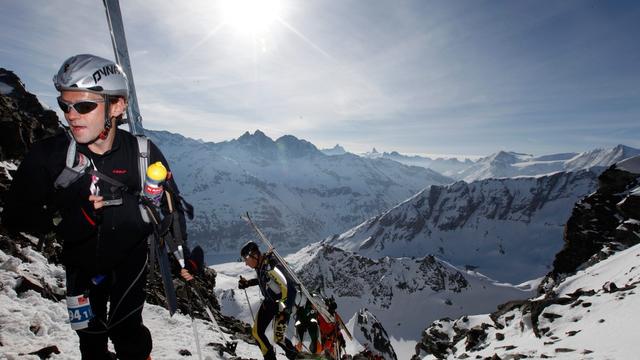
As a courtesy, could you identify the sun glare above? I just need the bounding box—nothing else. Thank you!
[219,0,283,35]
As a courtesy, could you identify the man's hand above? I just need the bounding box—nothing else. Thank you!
[238,276,249,289]
[89,195,104,210]
[180,268,194,281]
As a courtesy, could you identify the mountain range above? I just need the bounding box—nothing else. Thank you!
[357,146,640,182]
[326,169,598,283]
[457,146,640,182]
[147,129,452,256]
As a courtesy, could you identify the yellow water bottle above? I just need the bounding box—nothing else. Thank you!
[143,161,167,206]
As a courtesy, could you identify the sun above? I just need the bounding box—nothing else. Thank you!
[218,0,284,36]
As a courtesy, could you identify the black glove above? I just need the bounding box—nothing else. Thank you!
[185,245,205,276]
[238,276,249,289]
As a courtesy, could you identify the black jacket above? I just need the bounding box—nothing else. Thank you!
[251,253,297,311]
[3,129,186,273]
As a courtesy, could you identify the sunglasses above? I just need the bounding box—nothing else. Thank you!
[57,97,105,114]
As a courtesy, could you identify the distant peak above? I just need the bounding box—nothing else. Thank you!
[371,147,379,154]
[275,135,321,157]
[237,129,273,143]
[484,150,531,164]
[613,144,638,152]
[321,144,347,156]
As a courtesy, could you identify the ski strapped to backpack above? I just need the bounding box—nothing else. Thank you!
[241,212,353,341]
[103,0,143,135]
[136,135,191,316]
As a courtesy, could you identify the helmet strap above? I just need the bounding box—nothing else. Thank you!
[98,96,113,141]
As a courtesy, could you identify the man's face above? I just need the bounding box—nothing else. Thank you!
[244,253,259,269]
[58,91,109,144]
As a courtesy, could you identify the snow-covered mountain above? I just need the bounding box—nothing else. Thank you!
[458,146,640,182]
[321,144,348,156]
[147,130,453,255]
[375,152,476,178]
[214,244,534,360]
[413,157,640,360]
[326,170,599,284]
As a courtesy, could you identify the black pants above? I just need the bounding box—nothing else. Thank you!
[296,319,319,353]
[67,253,151,360]
[252,300,297,360]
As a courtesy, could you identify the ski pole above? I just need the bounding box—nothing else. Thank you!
[189,284,238,356]
[191,317,204,360]
[244,288,255,322]
[186,284,204,360]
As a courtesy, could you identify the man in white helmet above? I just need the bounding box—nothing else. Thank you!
[4,54,196,360]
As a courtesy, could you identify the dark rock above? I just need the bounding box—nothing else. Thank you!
[178,349,192,356]
[465,325,490,351]
[15,274,63,302]
[540,164,640,293]
[603,281,618,292]
[26,345,60,359]
[495,333,504,341]
[541,312,562,322]
[554,348,575,353]
[0,68,62,162]
[29,324,41,335]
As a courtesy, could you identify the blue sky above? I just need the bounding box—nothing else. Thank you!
[1,0,639,157]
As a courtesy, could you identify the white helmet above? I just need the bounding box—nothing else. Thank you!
[53,54,128,99]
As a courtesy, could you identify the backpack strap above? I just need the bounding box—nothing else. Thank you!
[136,135,151,223]
[136,135,149,190]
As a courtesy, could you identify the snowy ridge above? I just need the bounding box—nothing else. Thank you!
[147,130,453,255]
[357,145,640,182]
[457,145,640,182]
[361,150,475,178]
[327,170,599,283]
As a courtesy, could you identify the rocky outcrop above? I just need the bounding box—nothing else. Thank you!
[540,162,640,292]
[298,245,468,309]
[0,68,60,162]
[354,309,398,360]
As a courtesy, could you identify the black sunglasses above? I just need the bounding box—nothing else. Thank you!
[57,97,105,114]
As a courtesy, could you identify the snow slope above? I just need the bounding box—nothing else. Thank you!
[0,243,261,360]
[416,242,640,360]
